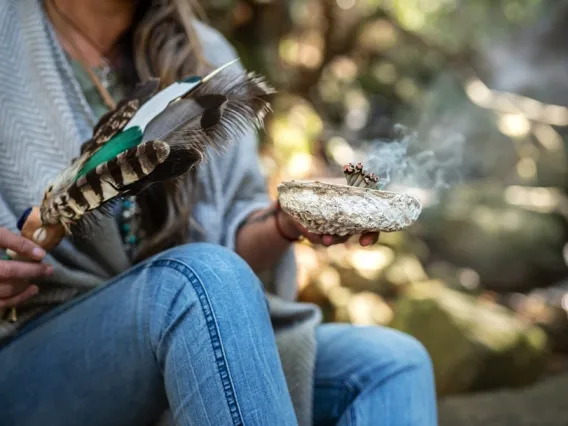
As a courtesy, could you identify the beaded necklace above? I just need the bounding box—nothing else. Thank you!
[119,195,140,258]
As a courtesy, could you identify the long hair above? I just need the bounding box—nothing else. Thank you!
[114,0,213,262]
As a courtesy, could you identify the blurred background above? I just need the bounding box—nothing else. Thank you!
[202,0,568,423]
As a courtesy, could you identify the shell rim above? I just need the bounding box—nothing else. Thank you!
[277,179,423,204]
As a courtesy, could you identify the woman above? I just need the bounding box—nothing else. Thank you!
[0,0,437,425]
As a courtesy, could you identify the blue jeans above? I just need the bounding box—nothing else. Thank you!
[0,243,436,426]
[313,325,437,425]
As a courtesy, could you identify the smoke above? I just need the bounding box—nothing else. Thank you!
[360,123,466,197]
[483,3,568,106]
[347,2,568,202]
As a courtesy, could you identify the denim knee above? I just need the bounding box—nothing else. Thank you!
[368,327,433,372]
[345,326,434,384]
[154,242,264,298]
[143,243,271,351]
[147,242,268,314]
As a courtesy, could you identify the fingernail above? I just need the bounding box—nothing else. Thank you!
[32,247,46,259]
[44,265,54,275]
[31,285,39,295]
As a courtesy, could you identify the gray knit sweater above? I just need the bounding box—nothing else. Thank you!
[0,1,322,425]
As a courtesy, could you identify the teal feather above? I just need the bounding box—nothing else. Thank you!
[75,126,143,181]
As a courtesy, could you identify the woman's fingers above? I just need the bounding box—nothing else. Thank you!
[320,235,349,246]
[0,259,53,281]
[321,235,334,246]
[303,233,324,245]
[0,284,39,309]
[0,281,33,298]
[0,228,50,309]
[0,227,46,261]
[313,233,377,247]
[293,222,379,247]
[359,232,379,246]
[303,233,364,247]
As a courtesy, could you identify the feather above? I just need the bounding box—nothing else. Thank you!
[41,140,170,231]
[140,70,275,183]
[49,79,162,204]
[77,127,143,180]
[72,60,244,183]
[38,59,275,234]
[82,78,161,155]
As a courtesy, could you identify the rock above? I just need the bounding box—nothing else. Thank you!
[414,182,568,293]
[438,372,568,426]
[389,281,550,396]
[500,284,568,354]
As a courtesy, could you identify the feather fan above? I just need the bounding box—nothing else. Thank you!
[38,59,275,233]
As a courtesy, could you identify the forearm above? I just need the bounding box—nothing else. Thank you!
[235,202,301,273]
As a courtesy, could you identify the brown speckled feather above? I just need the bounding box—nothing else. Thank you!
[81,78,161,155]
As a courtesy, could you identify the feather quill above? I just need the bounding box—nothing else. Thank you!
[40,60,275,233]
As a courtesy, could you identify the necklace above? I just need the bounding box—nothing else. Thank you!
[47,0,117,110]
[119,196,141,259]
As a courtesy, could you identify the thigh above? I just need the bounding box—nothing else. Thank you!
[312,323,433,426]
[0,242,296,426]
[0,259,167,426]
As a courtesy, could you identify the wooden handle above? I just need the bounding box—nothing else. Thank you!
[2,207,65,322]
[19,207,65,253]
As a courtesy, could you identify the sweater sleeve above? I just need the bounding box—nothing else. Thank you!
[0,194,17,259]
[0,193,18,233]
[219,130,272,251]
[192,20,273,250]
[214,119,299,302]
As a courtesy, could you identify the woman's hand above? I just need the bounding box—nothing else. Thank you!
[0,227,53,309]
[276,209,380,247]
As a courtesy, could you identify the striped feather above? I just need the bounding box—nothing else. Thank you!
[40,140,170,231]
[40,80,161,226]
